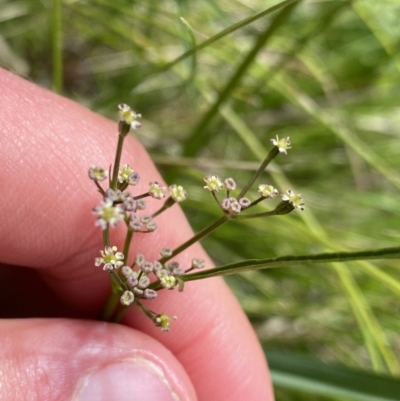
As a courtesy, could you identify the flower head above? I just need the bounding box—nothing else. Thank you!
[118,164,135,183]
[221,197,241,215]
[160,247,173,258]
[281,189,305,211]
[120,290,134,306]
[191,258,205,269]
[149,181,167,199]
[204,175,224,192]
[160,275,177,289]
[169,185,187,202]
[95,246,124,271]
[88,165,108,181]
[239,197,251,209]
[118,103,142,129]
[224,178,236,191]
[154,314,175,332]
[93,198,125,230]
[270,135,291,154]
[258,184,278,198]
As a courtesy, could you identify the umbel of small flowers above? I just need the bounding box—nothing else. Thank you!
[90,104,304,331]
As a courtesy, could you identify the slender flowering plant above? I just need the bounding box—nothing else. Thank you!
[90,104,304,331]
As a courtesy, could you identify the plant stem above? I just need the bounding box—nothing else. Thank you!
[110,134,125,189]
[151,197,175,219]
[238,146,279,199]
[123,229,134,264]
[103,228,110,247]
[159,215,229,264]
[99,290,119,321]
[234,210,277,220]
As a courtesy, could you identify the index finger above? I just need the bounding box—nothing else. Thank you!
[0,68,274,401]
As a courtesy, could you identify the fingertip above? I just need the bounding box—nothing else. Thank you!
[1,319,197,401]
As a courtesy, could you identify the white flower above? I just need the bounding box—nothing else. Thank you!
[258,184,278,198]
[95,246,125,271]
[270,135,291,154]
[169,185,187,202]
[88,165,108,181]
[204,175,224,192]
[93,198,125,230]
[282,190,305,211]
[118,103,142,129]
[118,164,135,183]
[149,181,167,199]
[120,290,134,306]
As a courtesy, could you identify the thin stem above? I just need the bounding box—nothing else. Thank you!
[159,215,229,264]
[110,134,125,189]
[99,270,126,321]
[134,300,156,321]
[151,197,175,219]
[113,304,128,323]
[123,229,134,264]
[102,228,111,247]
[134,193,149,200]
[99,290,120,321]
[233,210,277,220]
[94,180,106,197]
[211,192,220,207]
[238,146,279,199]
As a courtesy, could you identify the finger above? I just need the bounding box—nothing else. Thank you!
[0,318,197,401]
[0,69,274,400]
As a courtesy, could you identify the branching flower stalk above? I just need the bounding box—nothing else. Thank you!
[90,104,305,331]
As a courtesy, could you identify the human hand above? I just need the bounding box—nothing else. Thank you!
[0,68,274,401]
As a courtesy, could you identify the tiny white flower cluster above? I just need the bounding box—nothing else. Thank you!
[89,105,200,331]
[270,135,291,155]
[90,106,304,331]
[118,103,142,130]
[95,246,206,310]
[90,167,187,232]
[202,136,304,215]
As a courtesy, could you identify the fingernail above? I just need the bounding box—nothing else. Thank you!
[73,359,179,401]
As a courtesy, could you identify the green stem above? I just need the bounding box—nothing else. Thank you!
[113,304,128,323]
[159,215,229,264]
[238,146,279,199]
[99,271,126,321]
[180,246,400,282]
[234,210,277,220]
[123,229,134,264]
[134,300,156,321]
[151,197,175,219]
[102,228,111,247]
[99,290,119,321]
[94,180,106,196]
[110,134,125,189]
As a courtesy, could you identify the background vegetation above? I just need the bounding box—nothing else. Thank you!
[2,0,400,399]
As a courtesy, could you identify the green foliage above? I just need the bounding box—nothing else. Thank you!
[2,0,400,399]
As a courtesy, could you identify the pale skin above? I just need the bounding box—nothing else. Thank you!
[0,68,274,401]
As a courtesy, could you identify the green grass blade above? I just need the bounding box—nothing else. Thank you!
[183,1,300,156]
[268,73,400,190]
[165,0,302,72]
[266,348,400,401]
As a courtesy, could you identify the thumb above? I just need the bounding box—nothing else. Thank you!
[1,319,197,401]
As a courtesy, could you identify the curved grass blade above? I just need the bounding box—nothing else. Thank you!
[183,1,300,157]
[266,348,400,401]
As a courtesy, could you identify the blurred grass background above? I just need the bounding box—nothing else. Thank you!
[2,0,400,399]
